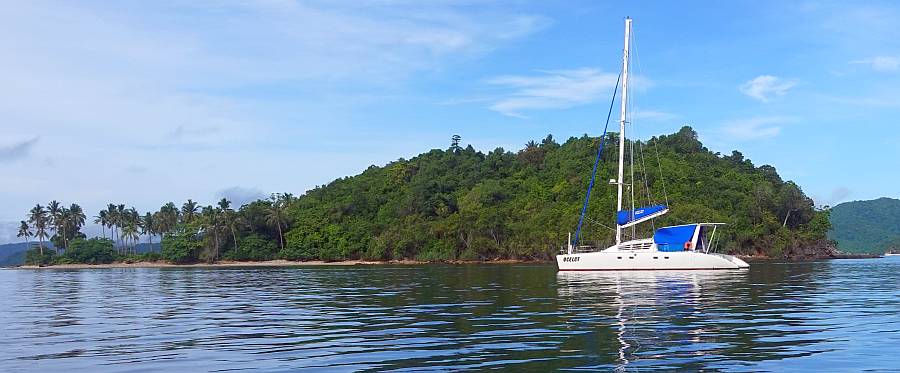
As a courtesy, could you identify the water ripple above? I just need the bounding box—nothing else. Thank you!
[1,259,899,372]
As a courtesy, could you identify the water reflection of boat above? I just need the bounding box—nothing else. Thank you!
[557,270,748,370]
[556,17,748,271]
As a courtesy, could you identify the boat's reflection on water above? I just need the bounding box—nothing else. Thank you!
[556,270,748,371]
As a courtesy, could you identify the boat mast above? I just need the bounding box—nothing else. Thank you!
[616,17,631,246]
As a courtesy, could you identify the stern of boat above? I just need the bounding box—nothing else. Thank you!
[710,253,749,269]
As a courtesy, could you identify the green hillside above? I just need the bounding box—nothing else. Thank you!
[16,126,831,265]
[0,242,56,267]
[282,126,829,261]
[828,198,900,253]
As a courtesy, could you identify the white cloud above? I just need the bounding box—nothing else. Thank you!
[486,68,620,118]
[851,56,900,72]
[0,1,550,236]
[720,117,794,140]
[739,75,797,102]
[632,110,677,121]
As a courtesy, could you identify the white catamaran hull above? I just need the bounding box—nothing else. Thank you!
[556,251,749,271]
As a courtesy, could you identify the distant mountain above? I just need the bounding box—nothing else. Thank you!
[0,242,56,267]
[0,241,159,266]
[134,242,161,254]
[829,197,900,253]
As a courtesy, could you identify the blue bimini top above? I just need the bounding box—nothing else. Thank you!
[653,224,698,252]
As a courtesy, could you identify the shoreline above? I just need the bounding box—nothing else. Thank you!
[14,259,538,269]
[12,254,885,269]
[736,253,883,261]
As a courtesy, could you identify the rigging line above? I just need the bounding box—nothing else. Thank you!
[573,71,622,246]
[628,28,637,241]
[628,27,656,233]
[631,21,668,213]
[640,142,656,231]
[653,137,670,207]
[630,96,653,210]
[584,216,616,232]
[629,31,649,208]
[637,133,652,206]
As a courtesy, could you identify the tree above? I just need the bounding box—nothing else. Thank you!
[266,196,287,251]
[115,204,127,250]
[217,198,230,211]
[69,204,86,233]
[226,234,276,261]
[126,207,140,253]
[54,203,87,251]
[106,203,119,243]
[28,204,49,256]
[450,134,462,152]
[94,209,109,239]
[122,219,139,254]
[200,205,221,262]
[161,231,201,264]
[64,238,116,264]
[47,200,63,254]
[18,126,832,262]
[218,198,239,250]
[157,202,179,235]
[17,221,31,244]
[142,212,156,247]
[182,199,199,224]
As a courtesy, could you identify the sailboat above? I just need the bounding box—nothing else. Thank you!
[556,18,749,271]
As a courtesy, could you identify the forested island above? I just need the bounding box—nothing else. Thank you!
[828,197,900,253]
[14,127,838,267]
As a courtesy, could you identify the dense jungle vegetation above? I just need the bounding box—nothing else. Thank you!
[18,126,831,265]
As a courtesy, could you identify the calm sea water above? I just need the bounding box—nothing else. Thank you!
[1,259,898,372]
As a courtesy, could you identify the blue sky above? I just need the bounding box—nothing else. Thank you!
[2,0,899,242]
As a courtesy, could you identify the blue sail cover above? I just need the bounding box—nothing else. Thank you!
[616,205,668,226]
[653,224,698,252]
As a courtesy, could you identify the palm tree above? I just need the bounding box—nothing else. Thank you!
[116,204,126,250]
[17,221,32,244]
[94,209,109,239]
[59,207,71,251]
[265,197,286,251]
[200,205,221,262]
[182,199,198,224]
[158,202,179,235]
[128,208,140,254]
[28,204,49,256]
[47,200,63,253]
[217,198,239,250]
[69,204,86,231]
[142,212,155,247]
[106,203,118,241]
[224,211,242,251]
[122,223,139,254]
[217,198,230,211]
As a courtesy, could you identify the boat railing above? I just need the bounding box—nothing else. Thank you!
[619,241,653,251]
[573,245,599,253]
[559,245,601,254]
